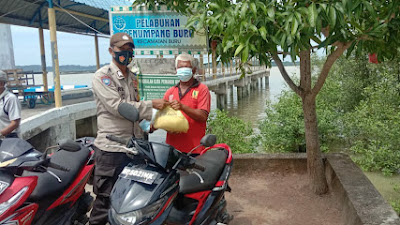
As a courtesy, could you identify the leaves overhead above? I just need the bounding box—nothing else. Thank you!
[134,0,400,64]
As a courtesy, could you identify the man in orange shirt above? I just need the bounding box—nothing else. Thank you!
[163,53,211,154]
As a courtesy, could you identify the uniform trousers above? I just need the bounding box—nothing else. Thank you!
[89,146,140,225]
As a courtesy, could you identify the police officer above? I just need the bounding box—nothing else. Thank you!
[89,33,168,225]
[0,70,21,139]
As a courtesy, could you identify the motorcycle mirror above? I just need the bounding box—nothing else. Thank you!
[200,134,216,147]
[58,139,81,152]
[118,103,140,123]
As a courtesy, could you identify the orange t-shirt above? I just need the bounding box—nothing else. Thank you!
[163,80,211,154]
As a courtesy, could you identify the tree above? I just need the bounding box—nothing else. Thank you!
[135,0,400,194]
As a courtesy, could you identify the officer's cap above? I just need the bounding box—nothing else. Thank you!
[110,33,135,48]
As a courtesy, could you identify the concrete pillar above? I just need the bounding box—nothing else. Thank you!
[0,24,15,70]
[246,83,251,97]
[210,82,227,110]
[39,27,48,92]
[265,75,269,88]
[237,87,243,100]
[216,94,226,110]
[48,0,62,107]
[94,33,100,70]
[250,79,256,90]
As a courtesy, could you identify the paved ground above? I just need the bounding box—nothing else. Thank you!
[226,168,343,225]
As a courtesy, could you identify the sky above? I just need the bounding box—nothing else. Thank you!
[9,24,315,67]
[11,25,112,66]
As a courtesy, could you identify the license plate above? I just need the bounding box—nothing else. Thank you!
[119,167,158,185]
[0,181,9,195]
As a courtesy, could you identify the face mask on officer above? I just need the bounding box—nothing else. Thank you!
[113,50,134,66]
[176,67,193,82]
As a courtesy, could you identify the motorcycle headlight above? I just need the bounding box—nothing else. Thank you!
[0,187,28,215]
[114,197,165,225]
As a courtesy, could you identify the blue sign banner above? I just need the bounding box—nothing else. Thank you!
[110,7,207,52]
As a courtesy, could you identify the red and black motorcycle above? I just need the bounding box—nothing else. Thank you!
[0,137,94,225]
[107,103,234,225]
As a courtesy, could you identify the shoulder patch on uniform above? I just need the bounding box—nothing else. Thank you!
[192,90,199,99]
[101,75,111,86]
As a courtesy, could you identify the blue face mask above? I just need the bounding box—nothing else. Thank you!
[176,67,193,82]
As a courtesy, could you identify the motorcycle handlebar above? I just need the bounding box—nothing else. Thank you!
[193,163,205,172]
[106,135,129,145]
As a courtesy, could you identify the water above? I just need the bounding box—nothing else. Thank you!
[29,72,95,88]
[209,66,299,127]
[36,67,299,126]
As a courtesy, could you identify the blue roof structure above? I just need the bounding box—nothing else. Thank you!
[0,0,133,36]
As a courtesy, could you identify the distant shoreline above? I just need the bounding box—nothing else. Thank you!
[15,62,299,74]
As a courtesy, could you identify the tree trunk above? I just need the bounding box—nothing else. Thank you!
[302,94,328,195]
[300,50,328,195]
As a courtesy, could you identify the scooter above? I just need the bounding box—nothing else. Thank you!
[107,103,233,225]
[0,137,95,225]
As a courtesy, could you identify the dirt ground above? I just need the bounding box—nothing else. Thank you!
[225,170,343,225]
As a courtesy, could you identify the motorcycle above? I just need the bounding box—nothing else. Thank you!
[107,103,233,225]
[0,137,95,225]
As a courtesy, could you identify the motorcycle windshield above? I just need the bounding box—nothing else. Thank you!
[0,139,35,162]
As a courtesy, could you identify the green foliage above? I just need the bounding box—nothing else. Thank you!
[207,110,256,154]
[343,63,400,175]
[259,55,400,175]
[391,200,400,216]
[391,185,400,215]
[258,64,344,153]
[259,93,305,152]
[134,0,400,64]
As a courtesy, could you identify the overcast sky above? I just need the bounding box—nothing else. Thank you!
[11,25,111,66]
[10,24,315,67]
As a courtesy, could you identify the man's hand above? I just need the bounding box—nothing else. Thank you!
[152,99,169,110]
[170,100,183,110]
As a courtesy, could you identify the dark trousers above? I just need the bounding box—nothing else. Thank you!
[89,146,131,225]
[5,133,18,138]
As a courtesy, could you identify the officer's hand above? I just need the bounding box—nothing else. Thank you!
[149,124,157,133]
[152,99,169,110]
[170,100,182,111]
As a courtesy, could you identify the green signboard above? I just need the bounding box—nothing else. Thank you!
[110,5,207,55]
[138,74,179,100]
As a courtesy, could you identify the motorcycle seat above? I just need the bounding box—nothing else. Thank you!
[179,148,228,194]
[22,143,90,202]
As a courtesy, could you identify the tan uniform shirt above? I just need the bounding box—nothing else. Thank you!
[92,62,153,152]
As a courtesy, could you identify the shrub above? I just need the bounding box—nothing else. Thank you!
[207,110,256,153]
